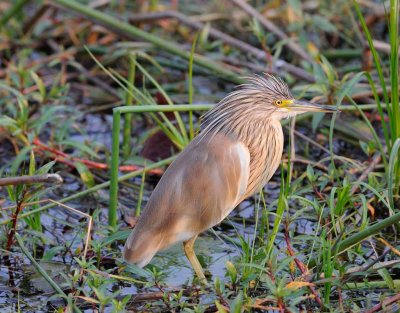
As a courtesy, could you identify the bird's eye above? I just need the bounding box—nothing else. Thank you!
[275,100,283,106]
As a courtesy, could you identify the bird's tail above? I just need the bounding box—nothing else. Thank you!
[123,228,163,267]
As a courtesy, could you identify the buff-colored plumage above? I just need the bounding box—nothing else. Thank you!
[124,74,336,281]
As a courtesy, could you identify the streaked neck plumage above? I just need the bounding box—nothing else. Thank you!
[199,76,288,198]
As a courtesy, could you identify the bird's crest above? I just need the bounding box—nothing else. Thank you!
[239,73,292,99]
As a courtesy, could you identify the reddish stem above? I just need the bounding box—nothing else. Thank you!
[6,195,26,251]
[33,138,164,175]
[284,229,324,307]
[365,292,400,313]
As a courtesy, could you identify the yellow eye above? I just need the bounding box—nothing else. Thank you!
[275,100,283,106]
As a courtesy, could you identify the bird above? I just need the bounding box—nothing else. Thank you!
[123,74,337,282]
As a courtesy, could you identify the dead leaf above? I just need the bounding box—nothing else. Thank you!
[286,281,315,291]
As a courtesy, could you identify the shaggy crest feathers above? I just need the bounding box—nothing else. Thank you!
[200,74,292,139]
[241,74,292,99]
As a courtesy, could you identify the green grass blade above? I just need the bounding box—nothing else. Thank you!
[265,171,286,258]
[389,0,400,189]
[389,0,399,139]
[0,0,30,28]
[122,53,136,159]
[189,34,198,139]
[109,110,121,228]
[388,139,400,211]
[364,72,391,148]
[86,46,186,148]
[15,233,67,298]
[353,0,392,145]
[133,60,189,145]
[107,68,186,148]
[349,97,388,173]
[329,71,364,175]
[337,209,400,253]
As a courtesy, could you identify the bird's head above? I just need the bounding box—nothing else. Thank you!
[201,74,338,137]
[241,74,338,120]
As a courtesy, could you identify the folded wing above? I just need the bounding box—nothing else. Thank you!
[123,133,250,267]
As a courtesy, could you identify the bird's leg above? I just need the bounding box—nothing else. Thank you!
[183,235,207,283]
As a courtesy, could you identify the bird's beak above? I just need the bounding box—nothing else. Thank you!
[288,100,338,113]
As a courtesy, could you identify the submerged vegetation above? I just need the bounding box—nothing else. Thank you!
[0,0,399,312]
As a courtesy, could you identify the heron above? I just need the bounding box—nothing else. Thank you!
[123,74,337,281]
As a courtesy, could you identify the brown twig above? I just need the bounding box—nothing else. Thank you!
[365,292,400,313]
[154,282,173,312]
[281,157,329,172]
[229,0,313,63]
[221,57,315,82]
[0,174,63,186]
[351,85,397,100]
[129,10,315,82]
[130,10,265,59]
[345,247,391,277]
[22,4,50,34]
[350,151,382,195]
[45,39,121,99]
[286,126,330,154]
[71,63,121,99]
[372,39,400,56]
[6,190,28,253]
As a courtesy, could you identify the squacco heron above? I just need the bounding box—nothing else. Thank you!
[123,74,337,281]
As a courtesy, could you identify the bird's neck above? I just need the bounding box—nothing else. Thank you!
[234,118,284,198]
[200,113,284,197]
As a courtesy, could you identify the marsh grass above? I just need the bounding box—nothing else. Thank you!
[1,0,400,312]
[354,0,400,191]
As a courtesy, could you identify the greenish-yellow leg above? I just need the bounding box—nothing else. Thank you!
[183,235,207,283]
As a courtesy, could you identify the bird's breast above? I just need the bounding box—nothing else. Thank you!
[242,119,284,198]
